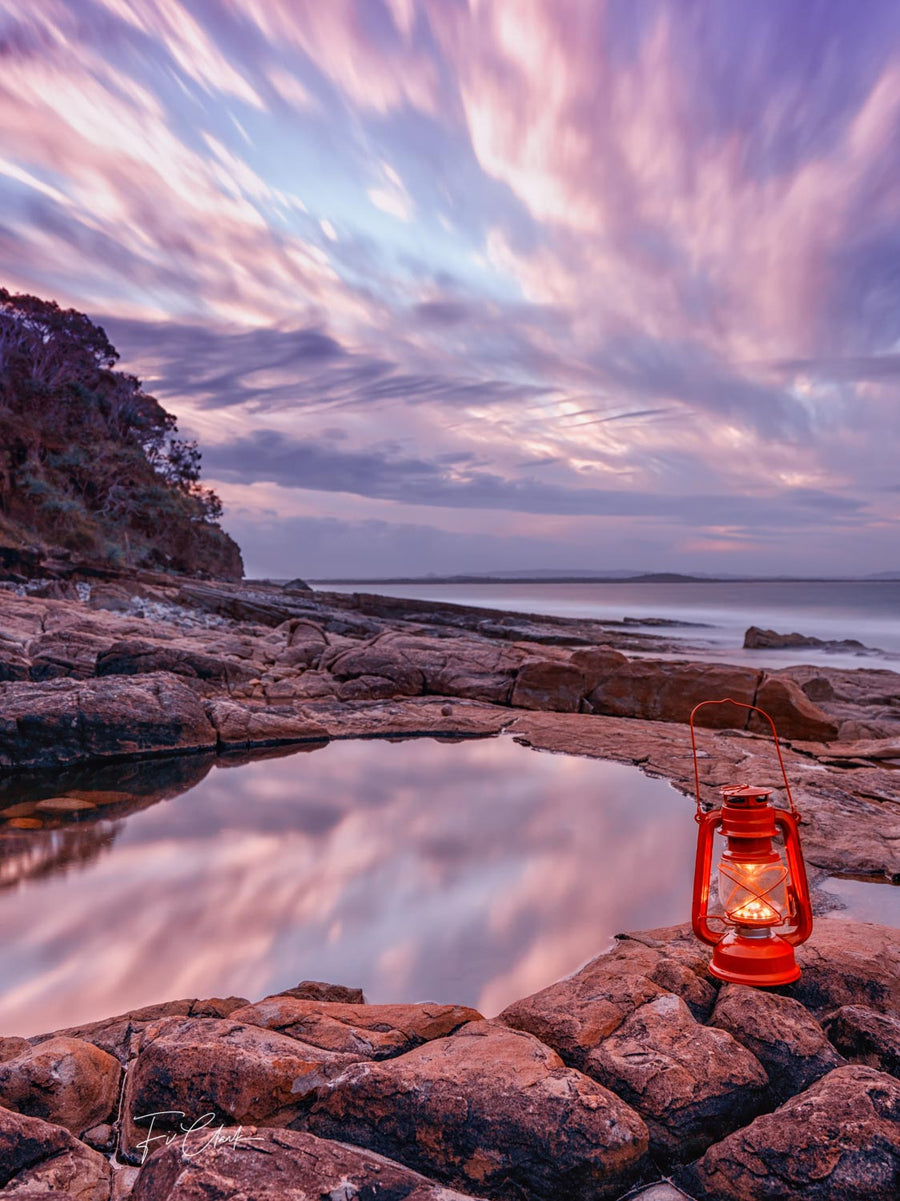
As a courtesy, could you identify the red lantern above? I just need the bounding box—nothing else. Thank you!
[689,699,813,986]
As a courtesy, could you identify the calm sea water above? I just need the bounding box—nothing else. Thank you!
[321,580,900,670]
[0,736,895,1039]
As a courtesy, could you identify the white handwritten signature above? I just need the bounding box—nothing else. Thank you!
[132,1111,265,1164]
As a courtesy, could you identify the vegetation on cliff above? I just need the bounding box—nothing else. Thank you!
[0,287,242,579]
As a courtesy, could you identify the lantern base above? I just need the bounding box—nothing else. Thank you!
[710,929,800,986]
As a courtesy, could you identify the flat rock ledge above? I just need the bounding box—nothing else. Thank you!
[1,918,898,1200]
[2,576,900,880]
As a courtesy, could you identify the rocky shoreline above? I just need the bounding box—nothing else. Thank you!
[1,916,898,1199]
[1,570,899,879]
[1,568,899,1198]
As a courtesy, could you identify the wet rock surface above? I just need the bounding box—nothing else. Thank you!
[0,920,896,1198]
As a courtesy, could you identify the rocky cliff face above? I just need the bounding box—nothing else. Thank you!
[0,287,242,580]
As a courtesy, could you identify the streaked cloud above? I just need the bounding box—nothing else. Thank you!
[1,0,898,574]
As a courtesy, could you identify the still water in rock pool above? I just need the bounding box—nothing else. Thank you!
[0,736,894,1038]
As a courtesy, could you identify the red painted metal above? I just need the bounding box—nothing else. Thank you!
[688,699,814,986]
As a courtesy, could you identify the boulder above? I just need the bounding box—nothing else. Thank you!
[510,659,587,712]
[678,1064,900,1200]
[0,1036,120,1136]
[307,1020,650,1200]
[0,673,217,769]
[132,1127,482,1201]
[786,919,900,1016]
[750,676,839,741]
[29,996,250,1065]
[586,993,768,1162]
[0,1102,112,1198]
[0,1037,30,1062]
[585,660,762,726]
[270,979,364,1004]
[204,700,329,748]
[227,998,481,1059]
[823,1005,900,1077]
[710,984,845,1102]
[499,936,716,1070]
[119,1016,357,1164]
[744,626,873,653]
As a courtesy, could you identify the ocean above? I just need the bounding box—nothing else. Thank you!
[317,579,900,671]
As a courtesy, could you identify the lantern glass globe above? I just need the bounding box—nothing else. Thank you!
[717,856,789,927]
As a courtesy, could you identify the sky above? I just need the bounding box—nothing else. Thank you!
[1,0,899,579]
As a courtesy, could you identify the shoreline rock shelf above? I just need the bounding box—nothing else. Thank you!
[1,572,899,880]
[0,918,896,1199]
[1,571,899,1195]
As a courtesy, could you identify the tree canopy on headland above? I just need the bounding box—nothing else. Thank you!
[0,288,242,578]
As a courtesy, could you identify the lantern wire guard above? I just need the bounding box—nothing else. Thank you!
[688,698,813,986]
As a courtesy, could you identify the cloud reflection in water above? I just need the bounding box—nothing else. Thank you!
[0,736,695,1037]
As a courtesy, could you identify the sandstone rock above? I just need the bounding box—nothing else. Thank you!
[710,983,844,1102]
[321,635,425,696]
[0,673,217,768]
[823,1005,900,1077]
[273,979,364,1004]
[120,1016,357,1164]
[499,935,715,1070]
[678,1064,900,1200]
[0,1036,120,1136]
[228,998,481,1059]
[744,626,871,652]
[798,737,900,760]
[204,699,329,748]
[587,993,768,1162]
[786,918,900,1016]
[0,1037,30,1062]
[510,659,587,712]
[96,638,256,683]
[569,646,629,692]
[750,675,839,741]
[28,628,109,679]
[132,1127,482,1201]
[283,577,312,592]
[307,1020,650,1201]
[586,660,762,726]
[29,996,249,1064]
[0,1102,112,1198]
[88,583,134,612]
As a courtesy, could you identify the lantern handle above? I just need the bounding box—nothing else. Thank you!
[689,698,799,820]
